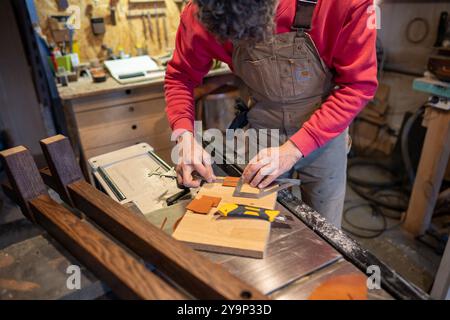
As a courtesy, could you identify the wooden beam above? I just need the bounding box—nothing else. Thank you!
[40,135,267,300]
[40,135,84,205]
[39,166,58,191]
[0,146,186,300]
[404,108,450,235]
[1,180,19,204]
[0,146,47,221]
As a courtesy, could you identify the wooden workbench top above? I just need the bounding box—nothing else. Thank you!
[57,66,232,101]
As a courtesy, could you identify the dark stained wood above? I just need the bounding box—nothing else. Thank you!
[40,135,84,205]
[1,180,19,204]
[1,146,186,300]
[39,166,59,191]
[40,134,267,300]
[0,146,48,221]
[69,180,266,300]
[220,228,342,295]
[30,195,185,300]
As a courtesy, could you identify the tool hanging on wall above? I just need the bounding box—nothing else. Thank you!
[110,0,119,26]
[146,11,154,42]
[56,0,69,11]
[87,1,106,36]
[141,13,148,40]
[163,14,169,50]
[154,3,162,49]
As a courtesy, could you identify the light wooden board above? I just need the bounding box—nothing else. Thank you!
[172,182,275,258]
[172,212,270,259]
[197,182,278,210]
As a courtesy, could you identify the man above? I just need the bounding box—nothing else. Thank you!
[165,0,378,228]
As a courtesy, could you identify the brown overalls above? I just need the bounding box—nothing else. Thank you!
[232,0,347,228]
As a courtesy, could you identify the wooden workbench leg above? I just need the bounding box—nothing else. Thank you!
[0,146,48,222]
[0,146,185,300]
[403,108,450,236]
[40,134,267,300]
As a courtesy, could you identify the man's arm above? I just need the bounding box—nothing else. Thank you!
[290,0,378,157]
[164,4,217,137]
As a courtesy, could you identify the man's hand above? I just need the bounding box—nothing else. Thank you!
[243,140,303,189]
[175,131,216,188]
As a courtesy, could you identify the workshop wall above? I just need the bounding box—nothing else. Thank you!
[377,2,449,131]
[379,2,449,74]
[35,0,184,62]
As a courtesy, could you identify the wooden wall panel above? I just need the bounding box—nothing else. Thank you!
[35,0,183,62]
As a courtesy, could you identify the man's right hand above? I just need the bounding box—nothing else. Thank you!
[175,131,216,188]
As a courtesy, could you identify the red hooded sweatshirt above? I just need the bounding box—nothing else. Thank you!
[164,0,378,157]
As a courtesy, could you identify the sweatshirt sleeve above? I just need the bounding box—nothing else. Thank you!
[164,6,215,135]
[290,0,378,157]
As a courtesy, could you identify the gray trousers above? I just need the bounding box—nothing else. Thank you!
[240,128,347,229]
[286,131,347,228]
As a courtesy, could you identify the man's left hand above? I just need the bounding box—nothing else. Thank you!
[242,140,303,189]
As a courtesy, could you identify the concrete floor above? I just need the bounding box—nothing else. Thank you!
[342,165,446,293]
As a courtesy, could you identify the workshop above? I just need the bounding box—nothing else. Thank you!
[0,0,449,306]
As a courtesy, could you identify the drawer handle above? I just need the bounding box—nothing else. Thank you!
[132,124,137,130]
[128,106,135,112]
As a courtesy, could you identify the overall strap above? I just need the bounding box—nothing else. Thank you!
[292,0,318,31]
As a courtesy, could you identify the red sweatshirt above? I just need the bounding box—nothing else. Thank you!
[164,0,378,157]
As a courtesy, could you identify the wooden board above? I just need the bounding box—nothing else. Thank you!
[172,182,274,258]
[172,212,271,259]
[197,182,278,210]
[404,108,450,235]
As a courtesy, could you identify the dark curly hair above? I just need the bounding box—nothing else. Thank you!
[193,0,278,43]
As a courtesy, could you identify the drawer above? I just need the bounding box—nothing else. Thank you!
[75,98,166,129]
[79,115,173,150]
[71,84,166,113]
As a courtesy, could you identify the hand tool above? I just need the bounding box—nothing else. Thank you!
[141,13,148,40]
[154,3,162,49]
[163,14,169,49]
[217,203,281,222]
[233,177,301,199]
[146,12,154,41]
[149,170,226,184]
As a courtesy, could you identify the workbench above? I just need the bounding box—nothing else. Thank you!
[0,139,405,301]
[57,67,236,177]
[0,178,393,300]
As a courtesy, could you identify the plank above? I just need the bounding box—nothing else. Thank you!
[197,182,277,210]
[0,146,48,221]
[172,212,271,259]
[40,135,267,300]
[40,135,83,205]
[404,108,450,235]
[0,146,185,300]
[219,228,342,295]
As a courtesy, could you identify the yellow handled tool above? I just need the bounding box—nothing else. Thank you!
[217,203,280,222]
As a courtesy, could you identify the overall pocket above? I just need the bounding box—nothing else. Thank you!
[240,57,282,100]
[291,58,327,98]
